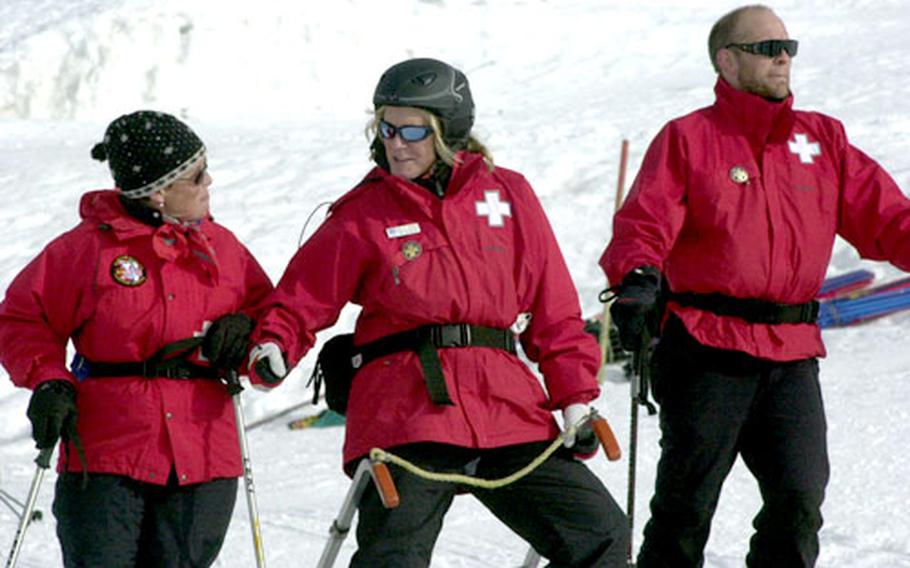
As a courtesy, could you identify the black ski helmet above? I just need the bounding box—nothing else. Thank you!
[373,58,474,147]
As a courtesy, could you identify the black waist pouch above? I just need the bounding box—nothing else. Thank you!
[307,333,357,415]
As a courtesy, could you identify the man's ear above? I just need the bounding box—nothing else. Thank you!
[715,47,738,82]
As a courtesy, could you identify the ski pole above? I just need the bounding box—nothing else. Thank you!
[0,488,42,522]
[225,370,267,568]
[627,333,657,568]
[246,396,323,431]
[5,446,53,568]
[598,139,630,383]
[627,389,640,568]
[317,458,400,568]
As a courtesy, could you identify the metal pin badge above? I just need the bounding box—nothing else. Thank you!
[729,166,750,184]
[401,240,423,261]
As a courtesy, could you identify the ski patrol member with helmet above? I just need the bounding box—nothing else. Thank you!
[0,111,273,566]
[249,58,629,566]
[602,5,910,567]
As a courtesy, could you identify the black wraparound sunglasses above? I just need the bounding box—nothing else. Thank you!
[726,39,798,58]
[378,120,433,143]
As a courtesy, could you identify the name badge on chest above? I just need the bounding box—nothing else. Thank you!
[385,222,421,239]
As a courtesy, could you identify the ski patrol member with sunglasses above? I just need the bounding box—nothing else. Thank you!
[248,57,629,566]
[602,5,910,567]
[0,111,272,566]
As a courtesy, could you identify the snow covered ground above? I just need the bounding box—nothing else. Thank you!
[2,0,910,566]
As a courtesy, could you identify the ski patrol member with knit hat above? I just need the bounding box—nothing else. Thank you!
[0,110,272,567]
[248,58,630,566]
[602,5,910,567]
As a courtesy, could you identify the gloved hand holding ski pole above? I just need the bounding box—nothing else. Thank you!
[26,380,77,449]
[202,312,254,371]
[610,266,662,353]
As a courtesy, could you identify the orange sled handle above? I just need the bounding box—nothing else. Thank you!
[370,461,401,509]
[592,416,622,461]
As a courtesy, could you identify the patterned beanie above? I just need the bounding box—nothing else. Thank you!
[91,110,206,199]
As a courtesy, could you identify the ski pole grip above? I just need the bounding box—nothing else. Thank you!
[224,369,244,396]
[592,417,622,461]
[35,446,54,469]
[370,462,400,509]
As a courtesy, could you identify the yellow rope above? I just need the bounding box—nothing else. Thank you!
[369,434,568,490]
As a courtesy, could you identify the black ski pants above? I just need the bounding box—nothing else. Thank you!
[53,470,237,567]
[350,441,629,567]
[636,317,829,568]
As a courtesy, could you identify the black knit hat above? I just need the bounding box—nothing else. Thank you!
[91,110,205,199]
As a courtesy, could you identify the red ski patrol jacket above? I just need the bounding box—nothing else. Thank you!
[602,78,910,361]
[0,190,273,485]
[253,152,600,465]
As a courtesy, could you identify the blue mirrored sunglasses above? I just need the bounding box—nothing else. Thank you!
[726,39,798,58]
[379,120,433,143]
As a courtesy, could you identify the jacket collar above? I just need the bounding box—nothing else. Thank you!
[80,190,156,239]
[713,76,795,146]
[379,152,487,200]
[79,190,220,282]
[80,190,213,237]
[331,153,491,219]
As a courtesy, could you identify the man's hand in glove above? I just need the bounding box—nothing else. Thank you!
[610,265,662,352]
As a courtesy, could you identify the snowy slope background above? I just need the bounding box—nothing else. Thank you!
[2,0,910,566]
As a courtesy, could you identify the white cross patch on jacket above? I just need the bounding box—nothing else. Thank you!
[476,190,511,227]
[789,133,821,164]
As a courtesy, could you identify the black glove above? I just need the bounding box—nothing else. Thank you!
[202,313,254,369]
[610,266,662,352]
[26,380,77,449]
[573,426,599,455]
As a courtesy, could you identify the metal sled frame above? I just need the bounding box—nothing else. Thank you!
[317,410,621,568]
[316,458,400,568]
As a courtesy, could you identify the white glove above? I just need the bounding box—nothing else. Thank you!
[248,342,287,384]
[561,403,591,448]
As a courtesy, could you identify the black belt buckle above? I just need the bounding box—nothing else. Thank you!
[432,324,471,348]
[503,332,516,354]
[154,361,192,379]
[803,300,820,323]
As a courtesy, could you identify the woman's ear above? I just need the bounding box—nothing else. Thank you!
[149,191,166,209]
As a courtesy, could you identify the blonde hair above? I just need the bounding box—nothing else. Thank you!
[368,106,494,170]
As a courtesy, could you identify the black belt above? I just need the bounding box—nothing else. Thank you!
[354,323,517,406]
[72,356,219,380]
[71,336,218,380]
[669,291,819,325]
